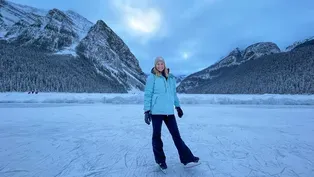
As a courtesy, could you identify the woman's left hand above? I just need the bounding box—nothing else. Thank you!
[144,111,151,125]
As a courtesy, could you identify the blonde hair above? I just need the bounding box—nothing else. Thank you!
[154,56,168,77]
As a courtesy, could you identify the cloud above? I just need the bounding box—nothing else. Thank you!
[126,8,161,34]
[180,0,222,20]
[110,0,164,43]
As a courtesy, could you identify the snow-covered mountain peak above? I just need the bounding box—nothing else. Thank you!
[0,1,93,51]
[230,47,241,54]
[1,1,92,46]
[65,10,84,18]
[47,8,71,24]
[286,36,314,51]
[188,47,243,80]
[8,0,48,16]
[90,20,113,35]
[65,10,92,32]
[81,20,112,48]
[242,42,280,61]
[95,20,108,28]
[93,20,108,31]
[1,0,43,27]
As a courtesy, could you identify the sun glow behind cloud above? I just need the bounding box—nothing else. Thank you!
[111,0,163,42]
[126,8,161,34]
[182,52,189,60]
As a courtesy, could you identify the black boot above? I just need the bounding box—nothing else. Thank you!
[158,162,167,169]
[183,156,200,166]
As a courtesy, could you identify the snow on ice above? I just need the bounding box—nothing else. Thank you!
[0,92,314,105]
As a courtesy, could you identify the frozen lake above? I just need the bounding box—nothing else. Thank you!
[1,103,313,177]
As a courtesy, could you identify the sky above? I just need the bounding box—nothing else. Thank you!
[11,0,314,75]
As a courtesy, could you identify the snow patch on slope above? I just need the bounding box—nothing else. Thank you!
[65,10,92,41]
[55,43,78,57]
[0,30,5,38]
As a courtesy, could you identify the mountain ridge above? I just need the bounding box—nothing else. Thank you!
[177,39,314,94]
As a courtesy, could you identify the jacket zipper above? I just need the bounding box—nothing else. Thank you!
[163,77,169,92]
[164,76,171,117]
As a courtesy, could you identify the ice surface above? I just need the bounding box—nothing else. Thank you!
[0,102,313,177]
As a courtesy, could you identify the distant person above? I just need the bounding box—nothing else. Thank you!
[143,56,200,171]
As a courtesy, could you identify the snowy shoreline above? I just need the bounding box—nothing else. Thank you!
[1,92,314,105]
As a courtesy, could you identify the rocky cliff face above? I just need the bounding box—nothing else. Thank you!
[76,20,146,91]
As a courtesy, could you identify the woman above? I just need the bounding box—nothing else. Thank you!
[143,56,199,170]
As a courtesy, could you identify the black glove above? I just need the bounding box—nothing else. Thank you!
[175,107,183,118]
[144,111,151,125]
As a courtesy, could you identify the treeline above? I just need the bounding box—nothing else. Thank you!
[0,40,126,93]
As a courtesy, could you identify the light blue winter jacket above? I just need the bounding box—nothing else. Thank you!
[144,68,180,115]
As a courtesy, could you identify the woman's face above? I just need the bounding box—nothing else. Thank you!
[156,61,165,72]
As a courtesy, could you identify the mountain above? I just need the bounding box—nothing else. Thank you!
[177,42,280,91]
[177,41,314,94]
[174,75,186,87]
[0,0,146,93]
[0,1,92,52]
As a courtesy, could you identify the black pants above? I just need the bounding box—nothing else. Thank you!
[151,114,195,164]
